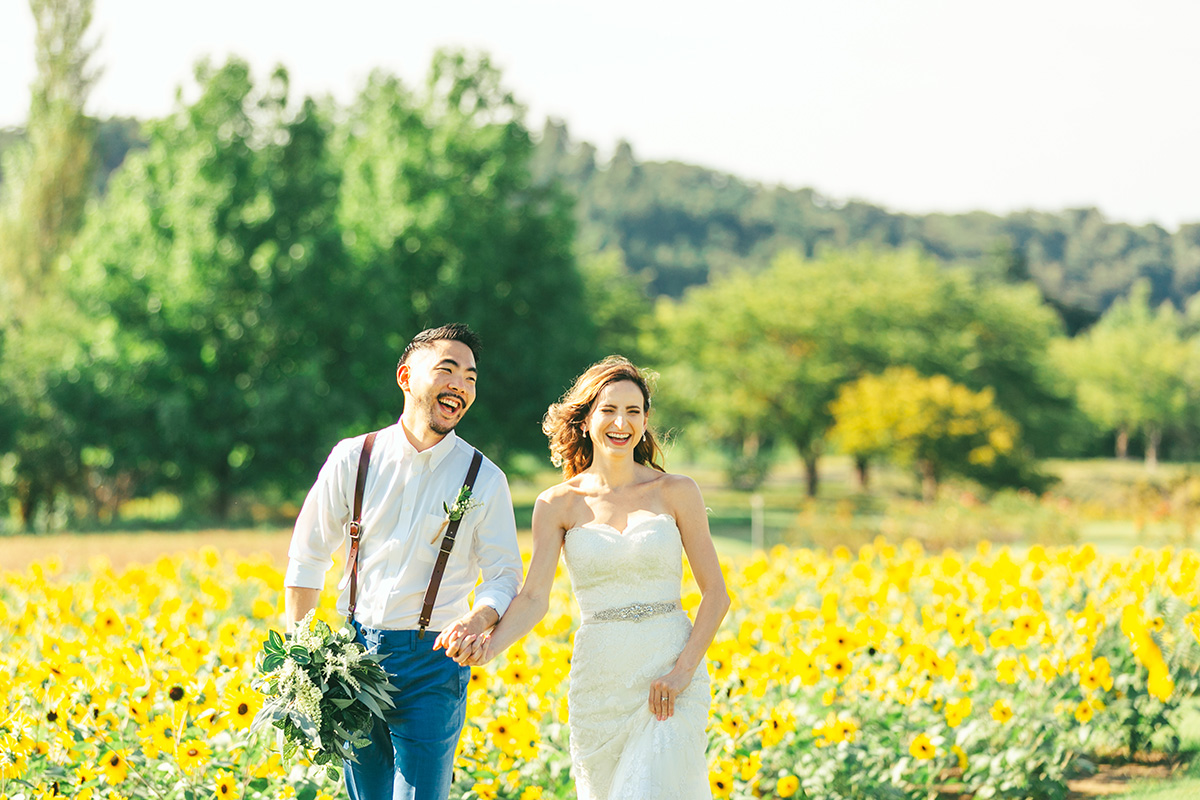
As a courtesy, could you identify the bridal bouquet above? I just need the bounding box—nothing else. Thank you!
[251,610,398,775]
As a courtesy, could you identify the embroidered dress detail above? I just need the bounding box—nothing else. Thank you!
[589,600,681,623]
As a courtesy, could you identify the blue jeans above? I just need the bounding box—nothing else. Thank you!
[344,625,470,800]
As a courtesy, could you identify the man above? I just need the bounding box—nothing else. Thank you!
[284,323,522,800]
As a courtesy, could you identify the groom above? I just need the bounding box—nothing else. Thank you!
[283,323,523,800]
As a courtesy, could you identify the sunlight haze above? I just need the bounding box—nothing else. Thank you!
[2,0,1197,228]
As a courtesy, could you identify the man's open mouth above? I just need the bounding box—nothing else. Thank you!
[437,395,463,415]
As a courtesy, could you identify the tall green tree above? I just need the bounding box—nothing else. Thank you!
[0,0,98,528]
[334,50,591,461]
[1,0,97,305]
[72,60,350,519]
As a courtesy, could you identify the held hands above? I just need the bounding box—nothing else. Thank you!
[447,631,498,667]
[433,607,499,666]
[649,667,693,721]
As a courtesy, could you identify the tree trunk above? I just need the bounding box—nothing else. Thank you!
[1116,428,1129,460]
[1145,427,1161,471]
[919,460,939,503]
[802,452,820,498]
[213,461,232,521]
[743,433,760,460]
[19,494,37,531]
[855,456,870,491]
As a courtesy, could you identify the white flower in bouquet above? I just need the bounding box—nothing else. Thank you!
[251,610,398,779]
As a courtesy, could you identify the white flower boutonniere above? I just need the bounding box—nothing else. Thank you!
[429,486,484,543]
[444,485,483,522]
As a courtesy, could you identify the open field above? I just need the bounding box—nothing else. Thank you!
[4,458,1200,798]
[5,454,1196,571]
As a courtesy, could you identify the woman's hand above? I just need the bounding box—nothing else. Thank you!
[451,631,497,667]
[649,667,693,721]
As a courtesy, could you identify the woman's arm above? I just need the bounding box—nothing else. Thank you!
[650,474,731,720]
[451,493,567,666]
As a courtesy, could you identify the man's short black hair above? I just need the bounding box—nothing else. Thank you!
[398,323,482,369]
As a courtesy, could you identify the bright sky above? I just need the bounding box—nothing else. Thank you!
[2,0,1198,229]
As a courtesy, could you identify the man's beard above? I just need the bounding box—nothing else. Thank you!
[423,391,462,435]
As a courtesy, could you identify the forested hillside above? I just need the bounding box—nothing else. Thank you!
[4,117,1197,328]
[530,120,1200,329]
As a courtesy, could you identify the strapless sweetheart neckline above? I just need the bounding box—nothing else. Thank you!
[565,512,678,538]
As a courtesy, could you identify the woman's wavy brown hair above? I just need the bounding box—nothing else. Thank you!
[543,356,666,479]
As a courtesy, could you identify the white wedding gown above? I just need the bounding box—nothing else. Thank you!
[562,513,712,800]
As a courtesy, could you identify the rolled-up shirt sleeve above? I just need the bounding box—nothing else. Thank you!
[470,472,523,617]
[284,441,353,589]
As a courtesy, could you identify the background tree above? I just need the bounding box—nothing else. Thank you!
[334,50,592,462]
[656,248,1066,495]
[0,0,98,528]
[830,368,1020,501]
[1,0,97,305]
[71,60,350,520]
[1053,280,1191,467]
[576,248,654,363]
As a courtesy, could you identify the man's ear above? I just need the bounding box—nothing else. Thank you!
[396,363,410,392]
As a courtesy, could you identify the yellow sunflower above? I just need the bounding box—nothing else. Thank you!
[175,739,210,775]
[213,769,239,798]
[708,763,735,799]
[909,733,937,760]
[222,685,259,731]
[99,749,129,784]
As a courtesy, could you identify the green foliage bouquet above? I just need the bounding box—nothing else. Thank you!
[251,610,398,778]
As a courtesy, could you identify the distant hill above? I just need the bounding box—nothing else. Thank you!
[531,120,1200,330]
[5,116,1197,331]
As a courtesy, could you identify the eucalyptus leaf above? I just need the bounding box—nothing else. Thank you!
[357,688,383,717]
[249,697,290,736]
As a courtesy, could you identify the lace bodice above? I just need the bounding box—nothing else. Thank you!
[562,513,683,616]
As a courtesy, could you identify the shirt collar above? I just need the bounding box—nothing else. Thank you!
[395,417,459,472]
[427,427,459,471]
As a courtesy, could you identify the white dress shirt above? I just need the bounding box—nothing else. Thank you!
[284,420,523,631]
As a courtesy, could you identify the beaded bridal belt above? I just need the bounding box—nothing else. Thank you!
[588,599,682,623]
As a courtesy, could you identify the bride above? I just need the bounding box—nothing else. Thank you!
[454,356,730,799]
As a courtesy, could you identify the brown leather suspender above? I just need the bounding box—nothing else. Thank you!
[418,448,483,639]
[343,432,483,636]
[344,431,377,625]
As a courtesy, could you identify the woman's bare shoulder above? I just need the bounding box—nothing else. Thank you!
[537,476,583,504]
[534,478,587,523]
[655,470,699,493]
[654,471,703,509]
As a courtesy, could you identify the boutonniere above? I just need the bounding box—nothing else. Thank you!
[429,487,484,544]
[444,486,483,521]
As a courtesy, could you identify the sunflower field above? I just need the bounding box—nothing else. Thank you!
[2,540,1199,800]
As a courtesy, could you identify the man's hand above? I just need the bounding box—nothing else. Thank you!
[450,631,497,667]
[433,605,498,663]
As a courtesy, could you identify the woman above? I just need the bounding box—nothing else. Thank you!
[462,356,730,800]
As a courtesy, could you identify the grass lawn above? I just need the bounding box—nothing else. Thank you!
[1102,700,1200,799]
